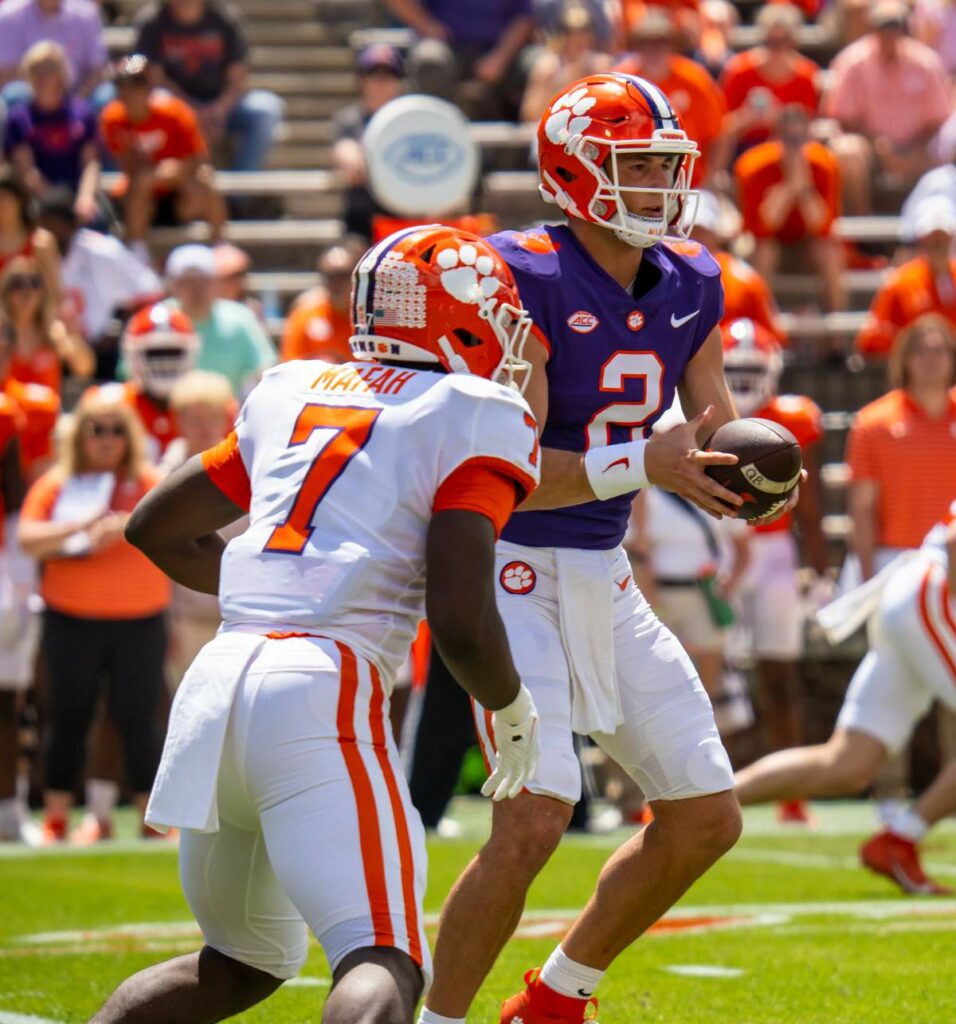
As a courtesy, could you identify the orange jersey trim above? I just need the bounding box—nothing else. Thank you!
[201,431,251,511]
[918,568,956,683]
[446,454,537,508]
[433,463,521,538]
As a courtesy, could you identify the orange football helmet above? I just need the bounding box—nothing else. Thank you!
[349,224,533,393]
[537,72,700,249]
[721,318,782,417]
[121,304,199,399]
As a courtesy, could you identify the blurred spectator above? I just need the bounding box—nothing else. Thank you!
[162,243,274,396]
[0,0,111,109]
[847,313,956,582]
[389,0,535,120]
[692,0,738,79]
[824,0,951,215]
[520,2,612,123]
[690,189,788,344]
[333,44,405,240]
[160,370,240,680]
[212,242,262,319]
[0,167,61,302]
[627,486,749,706]
[913,0,956,75]
[18,387,170,843]
[115,303,200,460]
[900,164,956,243]
[38,188,163,380]
[0,333,59,484]
[734,103,846,312]
[0,382,32,843]
[613,10,727,186]
[720,5,819,156]
[4,42,100,222]
[857,197,956,357]
[722,318,827,824]
[0,255,93,391]
[280,242,363,363]
[616,0,703,51]
[100,55,226,260]
[533,0,614,48]
[134,0,284,172]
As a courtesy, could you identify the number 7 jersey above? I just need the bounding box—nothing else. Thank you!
[489,224,723,550]
[204,359,539,682]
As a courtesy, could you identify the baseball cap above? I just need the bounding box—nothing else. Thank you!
[213,243,251,277]
[165,243,216,279]
[870,0,909,28]
[356,44,404,77]
[913,196,956,238]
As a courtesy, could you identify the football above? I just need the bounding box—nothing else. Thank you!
[704,417,802,521]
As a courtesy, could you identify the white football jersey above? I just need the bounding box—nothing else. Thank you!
[217,360,539,682]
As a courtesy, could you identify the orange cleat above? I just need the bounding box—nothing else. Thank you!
[860,830,952,896]
[500,969,599,1024]
[38,815,67,845]
[776,799,816,826]
[69,814,114,845]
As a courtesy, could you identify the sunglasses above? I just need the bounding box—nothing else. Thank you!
[85,421,127,438]
[6,274,42,292]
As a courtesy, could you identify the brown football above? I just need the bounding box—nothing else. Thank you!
[704,417,802,521]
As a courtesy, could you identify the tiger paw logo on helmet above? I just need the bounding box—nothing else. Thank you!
[437,243,501,308]
[544,86,597,145]
[500,561,536,595]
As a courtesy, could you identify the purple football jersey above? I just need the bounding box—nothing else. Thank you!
[490,224,723,550]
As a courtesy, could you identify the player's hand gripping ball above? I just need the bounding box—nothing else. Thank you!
[704,417,802,521]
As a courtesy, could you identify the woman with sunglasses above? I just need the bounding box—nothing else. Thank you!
[0,167,60,302]
[18,388,171,843]
[0,255,94,393]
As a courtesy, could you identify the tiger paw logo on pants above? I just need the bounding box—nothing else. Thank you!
[500,561,536,595]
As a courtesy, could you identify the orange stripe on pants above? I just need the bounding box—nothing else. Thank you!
[918,570,956,683]
[335,642,394,947]
[469,698,493,773]
[368,663,424,967]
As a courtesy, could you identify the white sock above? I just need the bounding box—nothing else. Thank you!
[86,779,118,823]
[539,946,605,1000]
[887,807,929,843]
[417,1010,465,1024]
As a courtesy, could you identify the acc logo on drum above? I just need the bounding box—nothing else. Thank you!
[567,310,600,333]
[499,561,536,595]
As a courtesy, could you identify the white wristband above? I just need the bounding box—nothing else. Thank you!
[494,683,535,726]
[584,439,650,500]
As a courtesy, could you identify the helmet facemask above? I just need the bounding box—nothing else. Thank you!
[724,359,781,417]
[123,333,199,399]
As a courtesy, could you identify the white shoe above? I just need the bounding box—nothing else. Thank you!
[435,816,463,839]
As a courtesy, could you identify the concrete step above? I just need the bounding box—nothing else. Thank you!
[249,71,356,97]
[250,46,354,70]
[279,121,335,144]
[265,145,333,169]
[285,94,359,119]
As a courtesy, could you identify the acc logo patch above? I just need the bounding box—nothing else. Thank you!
[627,310,645,331]
[567,310,599,334]
[500,561,536,595]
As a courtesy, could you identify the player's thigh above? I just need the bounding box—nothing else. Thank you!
[596,571,733,802]
[483,549,580,805]
[836,647,933,756]
[240,639,431,983]
[179,817,309,980]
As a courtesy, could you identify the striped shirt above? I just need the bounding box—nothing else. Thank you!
[846,388,956,549]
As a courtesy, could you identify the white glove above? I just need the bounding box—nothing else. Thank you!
[480,683,540,802]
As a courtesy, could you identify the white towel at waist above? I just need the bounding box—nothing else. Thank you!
[816,550,918,645]
[554,546,623,735]
[146,631,267,833]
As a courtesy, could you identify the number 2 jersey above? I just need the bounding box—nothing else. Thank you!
[488,224,724,550]
[202,360,539,683]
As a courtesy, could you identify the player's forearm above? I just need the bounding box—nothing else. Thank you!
[130,533,226,595]
[431,614,522,712]
[518,447,595,510]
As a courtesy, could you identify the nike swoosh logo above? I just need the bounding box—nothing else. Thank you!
[604,457,630,472]
[670,309,700,328]
[615,576,630,591]
[577,988,594,998]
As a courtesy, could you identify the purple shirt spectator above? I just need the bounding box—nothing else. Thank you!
[0,0,107,90]
[422,0,532,50]
[4,98,96,189]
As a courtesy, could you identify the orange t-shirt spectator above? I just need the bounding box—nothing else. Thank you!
[856,198,956,356]
[613,12,725,184]
[720,4,819,151]
[100,91,206,194]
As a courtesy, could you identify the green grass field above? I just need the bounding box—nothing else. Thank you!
[1,801,954,1023]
